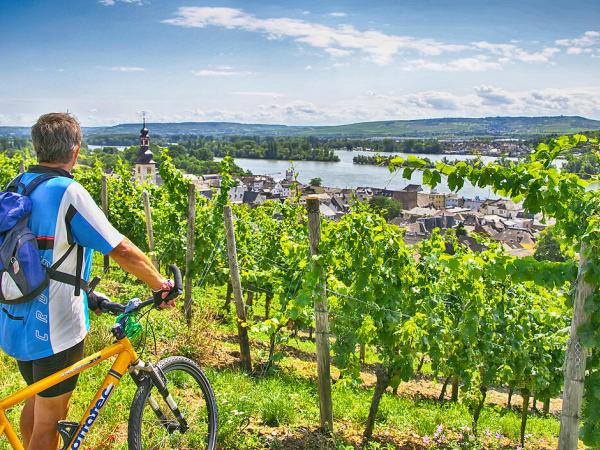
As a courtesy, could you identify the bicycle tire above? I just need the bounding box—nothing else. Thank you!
[128,356,218,450]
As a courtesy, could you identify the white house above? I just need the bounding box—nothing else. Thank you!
[480,199,522,219]
[228,180,247,204]
[271,181,292,198]
[464,196,484,211]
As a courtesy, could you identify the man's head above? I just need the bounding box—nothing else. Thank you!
[31,113,82,169]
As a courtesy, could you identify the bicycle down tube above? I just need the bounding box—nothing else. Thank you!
[0,338,138,450]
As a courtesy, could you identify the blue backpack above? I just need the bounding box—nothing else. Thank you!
[0,173,81,304]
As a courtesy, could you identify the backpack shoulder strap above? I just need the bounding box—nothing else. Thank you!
[5,173,25,192]
[47,205,87,296]
[22,174,57,197]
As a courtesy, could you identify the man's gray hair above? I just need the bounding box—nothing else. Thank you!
[31,113,82,164]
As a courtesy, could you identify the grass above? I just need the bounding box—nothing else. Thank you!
[0,261,565,449]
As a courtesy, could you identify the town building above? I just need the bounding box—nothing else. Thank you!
[444,194,463,209]
[463,196,484,211]
[479,199,522,219]
[229,180,247,204]
[394,184,421,210]
[134,116,158,185]
[417,191,446,209]
[402,206,438,220]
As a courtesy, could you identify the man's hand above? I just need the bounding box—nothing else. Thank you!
[87,291,110,315]
[152,279,179,308]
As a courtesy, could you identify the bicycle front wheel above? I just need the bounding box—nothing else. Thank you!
[128,356,218,450]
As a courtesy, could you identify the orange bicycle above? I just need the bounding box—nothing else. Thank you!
[0,265,218,450]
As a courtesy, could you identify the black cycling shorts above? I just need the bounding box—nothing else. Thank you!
[17,340,85,398]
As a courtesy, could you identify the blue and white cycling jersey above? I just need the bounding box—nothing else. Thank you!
[0,166,124,361]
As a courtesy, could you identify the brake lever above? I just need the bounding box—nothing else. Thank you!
[124,298,142,314]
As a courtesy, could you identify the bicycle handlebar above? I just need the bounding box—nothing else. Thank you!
[89,265,183,316]
[169,263,183,295]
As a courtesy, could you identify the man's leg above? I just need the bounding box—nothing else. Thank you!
[17,360,36,448]
[20,396,35,448]
[27,392,72,450]
[19,341,84,449]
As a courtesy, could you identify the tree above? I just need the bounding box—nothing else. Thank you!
[309,177,322,187]
[369,195,402,221]
[534,227,566,262]
[563,149,600,179]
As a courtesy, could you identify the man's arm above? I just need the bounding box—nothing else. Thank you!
[109,238,164,290]
[64,182,172,297]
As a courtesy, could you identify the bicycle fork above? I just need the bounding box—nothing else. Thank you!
[129,361,189,434]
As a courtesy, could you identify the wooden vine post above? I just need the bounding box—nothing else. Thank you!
[19,158,25,174]
[306,195,334,433]
[184,184,196,326]
[223,205,252,373]
[559,243,593,450]
[101,176,110,271]
[142,190,159,269]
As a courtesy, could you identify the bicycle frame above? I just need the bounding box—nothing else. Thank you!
[0,337,139,450]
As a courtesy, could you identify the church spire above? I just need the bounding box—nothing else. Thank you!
[134,112,157,184]
[135,112,154,165]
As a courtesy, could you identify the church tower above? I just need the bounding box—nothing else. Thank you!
[285,168,295,182]
[134,113,157,184]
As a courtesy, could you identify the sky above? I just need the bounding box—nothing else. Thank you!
[1,0,599,126]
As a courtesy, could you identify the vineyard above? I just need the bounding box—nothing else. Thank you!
[0,134,599,449]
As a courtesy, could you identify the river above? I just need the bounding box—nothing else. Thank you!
[220,151,510,199]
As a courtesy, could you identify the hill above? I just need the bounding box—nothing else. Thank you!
[309,115,600,138]
[1,116,599,140]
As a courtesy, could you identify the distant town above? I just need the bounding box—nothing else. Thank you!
[189,172,543,258]
[348,138,533,158]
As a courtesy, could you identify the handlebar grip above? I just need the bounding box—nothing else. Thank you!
[97,298,125,315]
[169,264,183,294]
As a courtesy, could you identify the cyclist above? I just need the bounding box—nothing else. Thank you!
[0,113,179,450]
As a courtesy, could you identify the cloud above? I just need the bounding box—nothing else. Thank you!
[324,47,352,57]
[231,91,283,98]
[345,86,600,121]
[474,86,514,105]
[162,6,569,68]
[403,56,502,72]
[403,91,462,110]
[191,67,249,77]
[99,0,143,5]
[472,41,559,63]
[109,66,145,72]
[163,7,466,65]
[3,86,600,127]
[556,31,600,57]
[523,90,572,110]
[556,31,600,48]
